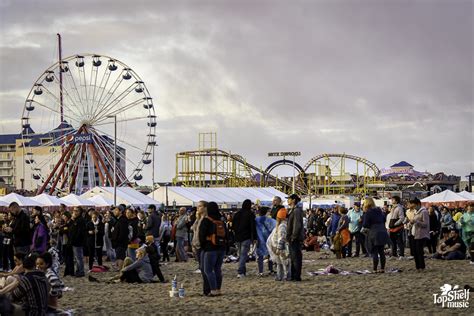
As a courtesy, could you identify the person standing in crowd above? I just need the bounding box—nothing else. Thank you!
[335,208,351,258]
[460,203,474,265]
[2,213,15,271]
[255,207,276,276]
[36,252,64,313]
[70,208,86,277]
[126,208,139,261]
[111,206,130,270]
[175,207,189,262]
[347,203,365,257]
[286,194,304,282]
[233,199,257,278]
[31,215,49,254]
[405,205,416,257]
[362,197,390,273]
[137,211,147,244]
[267,208,289,281]
[307,209,318,235]
[199,202,227,296]
[440,207,453,230]
[59,212,74,277]
[428,206,441,254]
[388,196,405,258]
[191,201,210,294]
[408,198,430,272]
[11,254,49,316]
[145,205,161,254]
[86,211,105,271]
[6,202,31,254]
[160,214,172,262]
[270,196,285,220]
[103,210,116,262]
[327,206,341,246]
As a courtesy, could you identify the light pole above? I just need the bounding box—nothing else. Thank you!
[107,115,117,206]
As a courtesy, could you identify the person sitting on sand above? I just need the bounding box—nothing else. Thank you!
[303,232,319,252]
[119,247,154,283]
[267,208,289,281]
[36,252,65,313]
[11,253,49,316]
[433,228,466,260]
[144,235,166,283]
[0,252,26,295]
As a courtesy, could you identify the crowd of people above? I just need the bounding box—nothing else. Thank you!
[0,193,473,313]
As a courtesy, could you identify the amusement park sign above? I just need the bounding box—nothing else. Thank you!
[268,151,301,157]
[67,133,93,144]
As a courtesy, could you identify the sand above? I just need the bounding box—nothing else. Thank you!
[60,251,473,315]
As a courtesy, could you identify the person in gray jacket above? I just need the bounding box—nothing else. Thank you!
[286,194,304,281]
[408,198,430,272]
[120,247,154,283]
[388,196,406,257]
[175,207,189,262]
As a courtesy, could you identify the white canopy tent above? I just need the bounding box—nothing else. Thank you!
[60,194,97,207]
[421,190,469,203]
[0,200,9,207]
[31,193,72,207]
[147,186,287,208]
[457,191,474,201]
[81,187,160,207]
[0,193,42,207]
[87,194,115,207]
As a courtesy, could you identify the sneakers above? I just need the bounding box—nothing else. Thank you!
[257,273,264,278]
[193,268,201,274]
[237,274,245,278]
[469,261,474,265]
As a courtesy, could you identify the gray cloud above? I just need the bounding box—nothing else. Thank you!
[0,0,472,185]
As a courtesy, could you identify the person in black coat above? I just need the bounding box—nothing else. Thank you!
[70,208,86,277]
[111,206,130,269]
[144,235,165,282]
[232,199,257,277]
[6,202,31,254]
[86,211,105,270]
[59,212,74,277]
[428,206,441,254]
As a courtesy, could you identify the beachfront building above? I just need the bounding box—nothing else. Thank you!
[380,161,461,195]
[0,123,126,194]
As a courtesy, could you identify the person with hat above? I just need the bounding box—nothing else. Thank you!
[286,194,304,281]
[267,208,289,281]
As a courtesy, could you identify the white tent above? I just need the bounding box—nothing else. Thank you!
[421,190,468,203]
[0,200,9,207]
[87,194,115,207]
[31,193,72,207]
[457,191,474,201]
[60,194,97,206]
[148,186,287,207]
[0,193,42,206]
[81,187,160,207]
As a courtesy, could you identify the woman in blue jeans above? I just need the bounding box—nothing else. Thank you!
[199,202,227,296]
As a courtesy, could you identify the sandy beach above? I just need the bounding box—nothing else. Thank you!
[59,251,473,315]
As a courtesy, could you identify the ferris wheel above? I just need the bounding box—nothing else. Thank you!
[20,54,157,195]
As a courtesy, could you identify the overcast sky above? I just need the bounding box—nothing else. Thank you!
[0,0,472,184]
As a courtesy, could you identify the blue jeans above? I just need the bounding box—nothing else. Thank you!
[446,251,466,260]
[198,249,211,295]
[154,238,161,257]
[176,237,188,262]
[73,246,85,276]
[203,250,225,291]
[237,239,251,275]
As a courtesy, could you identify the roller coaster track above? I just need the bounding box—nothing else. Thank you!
[303,153,381,176]
[176,149,308,194]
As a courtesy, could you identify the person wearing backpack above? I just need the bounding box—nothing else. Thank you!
[255,207,276,276]
[199,202,227,296]
[232,199,257,278]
